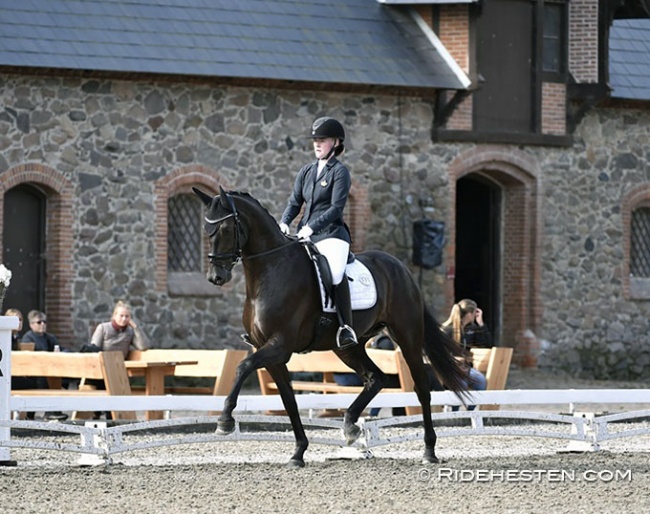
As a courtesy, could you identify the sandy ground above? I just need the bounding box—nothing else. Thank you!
[2,367,650,514]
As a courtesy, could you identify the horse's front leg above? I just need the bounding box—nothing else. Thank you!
[216,344,289,435]
[265,363,309,468]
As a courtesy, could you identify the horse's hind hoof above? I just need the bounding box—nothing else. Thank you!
[216,419,235,435]
[287,459,305,468]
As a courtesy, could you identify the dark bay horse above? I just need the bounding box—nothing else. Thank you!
[193,187,468,467]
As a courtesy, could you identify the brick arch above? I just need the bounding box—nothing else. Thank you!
[153,165,231,293]
[448,146,542,366]
[621,183,650,299]
[0,164,75,347]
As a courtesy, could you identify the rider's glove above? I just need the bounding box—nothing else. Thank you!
[279,222,290,235]
[297,225,313,240]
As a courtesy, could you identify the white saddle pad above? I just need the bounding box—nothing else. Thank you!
[319,259,377,313]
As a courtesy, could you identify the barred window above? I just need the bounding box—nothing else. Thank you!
[630,207,650,278]
[168,194,202,272]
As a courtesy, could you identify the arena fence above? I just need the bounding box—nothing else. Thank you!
[2,318,650,465]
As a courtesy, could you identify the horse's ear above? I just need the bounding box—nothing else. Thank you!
[192,187,213,207]
[219,185,227,198]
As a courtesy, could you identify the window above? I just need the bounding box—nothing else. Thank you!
[630,207,650,278]
[168,194,203,272]
[542,2,567,79]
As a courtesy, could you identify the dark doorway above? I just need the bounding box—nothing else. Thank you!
[3,184,46,324]
[455,175,501,342]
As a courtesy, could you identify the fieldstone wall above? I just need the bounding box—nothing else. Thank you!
[0,74,649,379]
[0,75,453,350]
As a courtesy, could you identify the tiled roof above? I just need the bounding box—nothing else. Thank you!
[0,0,467,90]
[609,19,650,100]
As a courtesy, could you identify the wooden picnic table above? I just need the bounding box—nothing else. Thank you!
[124,360,198,420]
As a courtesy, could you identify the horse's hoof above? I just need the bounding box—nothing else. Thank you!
[422,451,439,464]
[216,419,235,435]
[344,424,361,445]
[287,458,305,468]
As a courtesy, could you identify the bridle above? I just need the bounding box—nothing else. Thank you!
[204,192,298,269]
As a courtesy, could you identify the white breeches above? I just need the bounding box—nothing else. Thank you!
[314,238,349,285]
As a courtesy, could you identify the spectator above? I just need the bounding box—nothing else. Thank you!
[5,307,24,351]
[21,310,67,421]
[88,300,151,358]
[441,299,492,411]
[86,300,151,420]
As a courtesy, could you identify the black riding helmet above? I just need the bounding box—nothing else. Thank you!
[310,117,345,157]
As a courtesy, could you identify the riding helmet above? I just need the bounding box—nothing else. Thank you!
[310,117,345,141]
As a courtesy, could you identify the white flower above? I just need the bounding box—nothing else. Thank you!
[0,264,11,288]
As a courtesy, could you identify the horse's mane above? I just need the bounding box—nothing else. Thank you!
[226,190,278,226]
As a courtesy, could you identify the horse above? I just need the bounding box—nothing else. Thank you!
[193,186,469,467]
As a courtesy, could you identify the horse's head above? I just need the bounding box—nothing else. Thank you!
[193,186,244,286]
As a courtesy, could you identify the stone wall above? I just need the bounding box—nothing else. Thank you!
[0,73,648,379]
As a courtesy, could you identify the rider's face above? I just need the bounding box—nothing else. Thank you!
[312,137,336,160]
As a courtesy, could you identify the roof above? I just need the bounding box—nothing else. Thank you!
[0,0,468,91]
[609,19,650,100]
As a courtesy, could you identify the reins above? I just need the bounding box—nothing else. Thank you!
[242,237,300,261]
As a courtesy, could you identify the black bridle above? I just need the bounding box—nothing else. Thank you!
[204,192,298,269]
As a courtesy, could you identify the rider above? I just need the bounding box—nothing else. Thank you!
[279,116,358,349]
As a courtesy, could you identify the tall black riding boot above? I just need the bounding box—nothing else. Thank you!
[333,277,358,349]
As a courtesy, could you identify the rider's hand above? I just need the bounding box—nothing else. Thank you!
[279,222,290,235]
[297,225,313,240]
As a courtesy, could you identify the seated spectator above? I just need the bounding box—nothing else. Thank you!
[86,300,151,420]
[88,300,151,357]
[21,310,68,421]
[441,299,492,411]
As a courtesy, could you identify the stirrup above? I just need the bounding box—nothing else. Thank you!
[336,325,358,349]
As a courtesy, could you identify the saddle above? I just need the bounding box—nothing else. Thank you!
[301,241,376,313]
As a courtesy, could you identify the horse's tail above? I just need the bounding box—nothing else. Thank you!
[422,305,471,399]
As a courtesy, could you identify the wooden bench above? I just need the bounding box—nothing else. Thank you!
[127,348,249,396]
[11,351,135,420]
[257,346,514,414]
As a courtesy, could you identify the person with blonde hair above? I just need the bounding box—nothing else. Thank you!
[89,300,151,357]
[441,299,492,410]
[86,301,151,420]
[4,308,23,351]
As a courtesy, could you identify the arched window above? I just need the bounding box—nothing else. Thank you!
[630,206,650,278]
[168,193,203,273]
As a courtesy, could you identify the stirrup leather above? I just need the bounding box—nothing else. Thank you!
[336,324,358,349]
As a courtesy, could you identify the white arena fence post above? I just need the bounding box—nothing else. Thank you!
[0,315,19,466]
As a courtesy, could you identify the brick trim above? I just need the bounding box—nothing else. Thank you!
[448,146,542,365]
[153,166,230,293]
[0,164,75,348]
[621,183,650,299]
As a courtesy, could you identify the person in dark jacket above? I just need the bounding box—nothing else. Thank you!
[279,116,357,349]
[21,310,67,420]
[441,299,492,411]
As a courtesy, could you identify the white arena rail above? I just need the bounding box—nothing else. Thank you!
[2,318,650,465]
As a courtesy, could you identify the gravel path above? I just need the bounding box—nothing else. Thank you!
[2,367,650,514]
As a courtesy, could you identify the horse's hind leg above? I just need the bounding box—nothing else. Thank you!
[391,331,440,463]
[335,348,387,445]
[265,364,309,467]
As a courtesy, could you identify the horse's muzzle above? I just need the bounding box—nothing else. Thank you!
[207,265,232,286]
